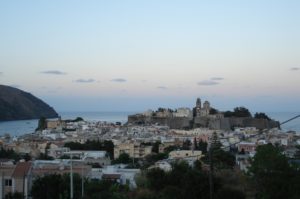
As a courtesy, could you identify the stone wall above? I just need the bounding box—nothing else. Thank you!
[128,114,280,130]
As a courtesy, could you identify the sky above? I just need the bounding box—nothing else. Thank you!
[0,0,299,112]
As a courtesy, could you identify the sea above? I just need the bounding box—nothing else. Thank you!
[0,111,299,137]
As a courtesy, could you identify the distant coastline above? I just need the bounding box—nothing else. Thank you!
[0,111,299,137]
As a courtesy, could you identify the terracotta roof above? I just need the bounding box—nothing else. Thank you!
[12,162,32,178]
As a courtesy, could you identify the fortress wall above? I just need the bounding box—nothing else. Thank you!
[167,117,192,129]
[128,115,280,130]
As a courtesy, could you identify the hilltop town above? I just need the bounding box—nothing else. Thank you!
[0,98,299,198]
[129,98,279,129]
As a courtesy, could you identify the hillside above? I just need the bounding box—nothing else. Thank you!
[0,85,58,121]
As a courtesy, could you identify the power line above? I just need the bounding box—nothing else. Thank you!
[280,115,300,125]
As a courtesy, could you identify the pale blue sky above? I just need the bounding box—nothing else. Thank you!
[0,1,299,112]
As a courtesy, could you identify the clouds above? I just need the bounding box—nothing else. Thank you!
[197,77,225,86]
[41,70,67,75]
[290,67,299,71]
[211,77,224,81]
[197,80,219,86]
[157,86,168,90]
[111,78,127,83]
[74,78,95,83]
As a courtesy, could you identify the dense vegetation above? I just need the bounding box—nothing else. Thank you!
[224,107,252,118]
[0,147,31,161]
[31,173,129,199]
[224,107,272,122]
[254,112,271,120]
[30,161,246,199]
[248,144,300,199]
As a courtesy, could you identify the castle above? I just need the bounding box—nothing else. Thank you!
[127,98,280,130]
[194,98,211,117]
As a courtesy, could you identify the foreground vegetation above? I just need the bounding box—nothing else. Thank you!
[27,143,300,199]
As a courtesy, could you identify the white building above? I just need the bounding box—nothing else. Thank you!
[173,108,193,118]
[89,165,140,189]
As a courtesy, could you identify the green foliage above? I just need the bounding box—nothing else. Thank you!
[146,168,167,191]
[248,144,300,199]
[212,150,235,169]
[163,145,178,154]
[36,142,53,160]
[181,139,191,150]
[254,112,271,120]
[193,138,208,154]
[64,140,114,159]
[65,117,84,123]
[211,132,222,150]
[194,160,202,170]
[201,133,235,169]
[84,180,129,199]
[0,147,26,161]
[224,107,251,118]
[73,117,84,122]
[209,108,218,115]
[113,153,132,164]
[215,187,245,199]
[144,161,220,199]
[31,174,129,199]
[142,153,168,169]
[5,192,23,199]
[36,153,54,160]
[156,108,174,113]
[151,141,160,153]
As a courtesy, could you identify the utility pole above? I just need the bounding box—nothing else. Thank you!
[208,147,214,199]
[70,153,73,199]
[1,172,4,199]
[81,153,84,199]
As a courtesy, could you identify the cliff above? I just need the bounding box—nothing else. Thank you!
[0,85,59,121]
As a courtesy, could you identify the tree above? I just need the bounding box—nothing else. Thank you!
[209,108,218,115]
[294,145,300,159]
[181,139,191,150]
[113,153,131,164]
[207,132,235,169]
[37,142,53,160]
[73,117,84,122]
[31,174,129,199]
[0,147,21,161]
[146,168,167,191]
[31,173,81,199]
[215,187,245,199]
[233,107,252,117]
[151,141,161,154]
[5,192,23,199]
[254,112,271,120]
[197,139,208,154]
[224,107,251,118]
[143,153,168,169]
[248,144,300,199]
[211,132,222,150]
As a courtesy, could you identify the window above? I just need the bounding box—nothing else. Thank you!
[5,179,12,187]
